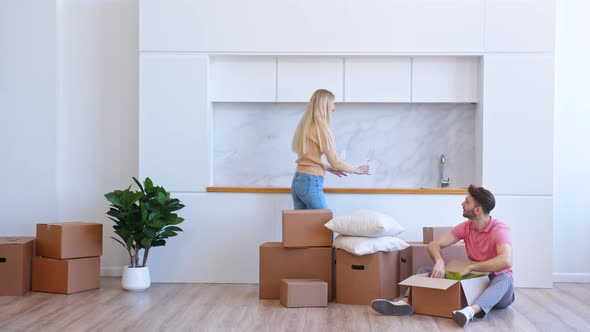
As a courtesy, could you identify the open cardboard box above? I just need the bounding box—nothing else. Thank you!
[399,260,490,318]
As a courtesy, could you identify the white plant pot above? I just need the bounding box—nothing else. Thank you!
[121,265,151,291]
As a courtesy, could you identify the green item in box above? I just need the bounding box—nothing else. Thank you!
[445,271,482,280]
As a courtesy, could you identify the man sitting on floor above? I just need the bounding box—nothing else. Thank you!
[371,184,515,327]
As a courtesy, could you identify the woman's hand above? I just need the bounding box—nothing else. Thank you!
[354,164,370,175]
[326,166,348,177]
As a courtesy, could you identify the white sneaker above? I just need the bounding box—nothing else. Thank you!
[452,307,475,327]
[370,299,413,316]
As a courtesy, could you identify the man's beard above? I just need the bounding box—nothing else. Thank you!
[463,208,476,219]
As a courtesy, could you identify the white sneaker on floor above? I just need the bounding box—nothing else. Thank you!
[452,307,475,327]
[370,299,413,316]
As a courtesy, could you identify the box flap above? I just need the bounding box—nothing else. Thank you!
[460,276,490,305]
[399,274,458,290]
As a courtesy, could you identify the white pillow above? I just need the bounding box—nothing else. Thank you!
[334,235,409,256]
[324,210,405,237]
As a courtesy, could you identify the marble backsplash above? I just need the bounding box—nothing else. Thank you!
[213,103,475,188]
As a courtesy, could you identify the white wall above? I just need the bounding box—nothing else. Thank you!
[56,0,139,273]
[553,0,590,282]
[0,1,58,235]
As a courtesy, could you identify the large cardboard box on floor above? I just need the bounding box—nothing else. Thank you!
[400,242,468,294]
[282,210,333,247]
[335,249,400,305]
[32,256,100,294]
[423,226,454,244]
[36,222,103,259]
[280,279,328,308]
[259,242,333,300]
[0,237,35,296]
[399,260,490,318]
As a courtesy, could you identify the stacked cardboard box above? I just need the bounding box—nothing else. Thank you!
[32,222,103,294]
[259,210,333,306]
[0,237,35,296]
[335,248,400,305]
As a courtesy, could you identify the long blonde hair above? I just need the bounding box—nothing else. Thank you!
[292,89,336,155]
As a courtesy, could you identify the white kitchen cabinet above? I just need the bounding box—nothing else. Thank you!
[277,57,344,102]
[344,57,411,103]
[140,54,211,192]
[140,0,484,53]
[412,57,480,103]
[481,54,554,195]
[485,0,555,52]
[210,57,277,102]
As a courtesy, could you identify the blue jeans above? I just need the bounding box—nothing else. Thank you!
[291,172,328,210]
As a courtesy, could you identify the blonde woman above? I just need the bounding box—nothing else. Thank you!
[291,89,370,209]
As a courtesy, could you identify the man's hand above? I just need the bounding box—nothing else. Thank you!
[326,166,348,177]
[430,261,446,278]
[461,264,474,276]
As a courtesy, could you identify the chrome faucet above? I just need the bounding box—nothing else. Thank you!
[440,154,450,188]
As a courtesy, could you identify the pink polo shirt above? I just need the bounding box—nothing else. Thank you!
[451,217,513,276]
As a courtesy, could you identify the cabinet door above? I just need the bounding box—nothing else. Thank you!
[481,54,554,195]
[485,0,555,52]
[344,57,411,102]
[412,57,480,103]
[277,57,344,102]
[210,57,277,102]
[140,54,210,192]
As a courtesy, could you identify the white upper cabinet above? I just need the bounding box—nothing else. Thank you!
[277,57,344,102]
[210,57,277,102]
[485,0,555,52]
[140,0,484,52]
[344,57,411,103]
[412,57,480,103]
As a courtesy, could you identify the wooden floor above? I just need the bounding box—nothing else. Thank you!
[1,277,589,332]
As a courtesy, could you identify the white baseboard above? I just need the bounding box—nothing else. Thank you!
[553,273,590,283]
[101,267,123,277]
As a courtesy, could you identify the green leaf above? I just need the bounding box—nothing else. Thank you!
[164,226,183,233]
[144,177,154,192]
[148,211,161,222]
[133,177,144,192]
[153,239,166,247]
[148,219,167,229]
[156,192,167,205]
[143,227,158,238]
[170,217,184,225]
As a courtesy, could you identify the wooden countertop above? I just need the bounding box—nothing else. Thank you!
[206,187,467,194]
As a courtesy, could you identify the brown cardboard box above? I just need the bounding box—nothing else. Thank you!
[422,226,454,244]
[399,242,468,294]
[259,242,333,300]
[280,279,328,308]
[36,222,103,259]
[335,249,400,305]
[32,256,100,294]
[282,210,333,247]
[0,237,34,296]
[399,260,490,318]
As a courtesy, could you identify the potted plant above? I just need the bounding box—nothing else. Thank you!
[105,177,185,291]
